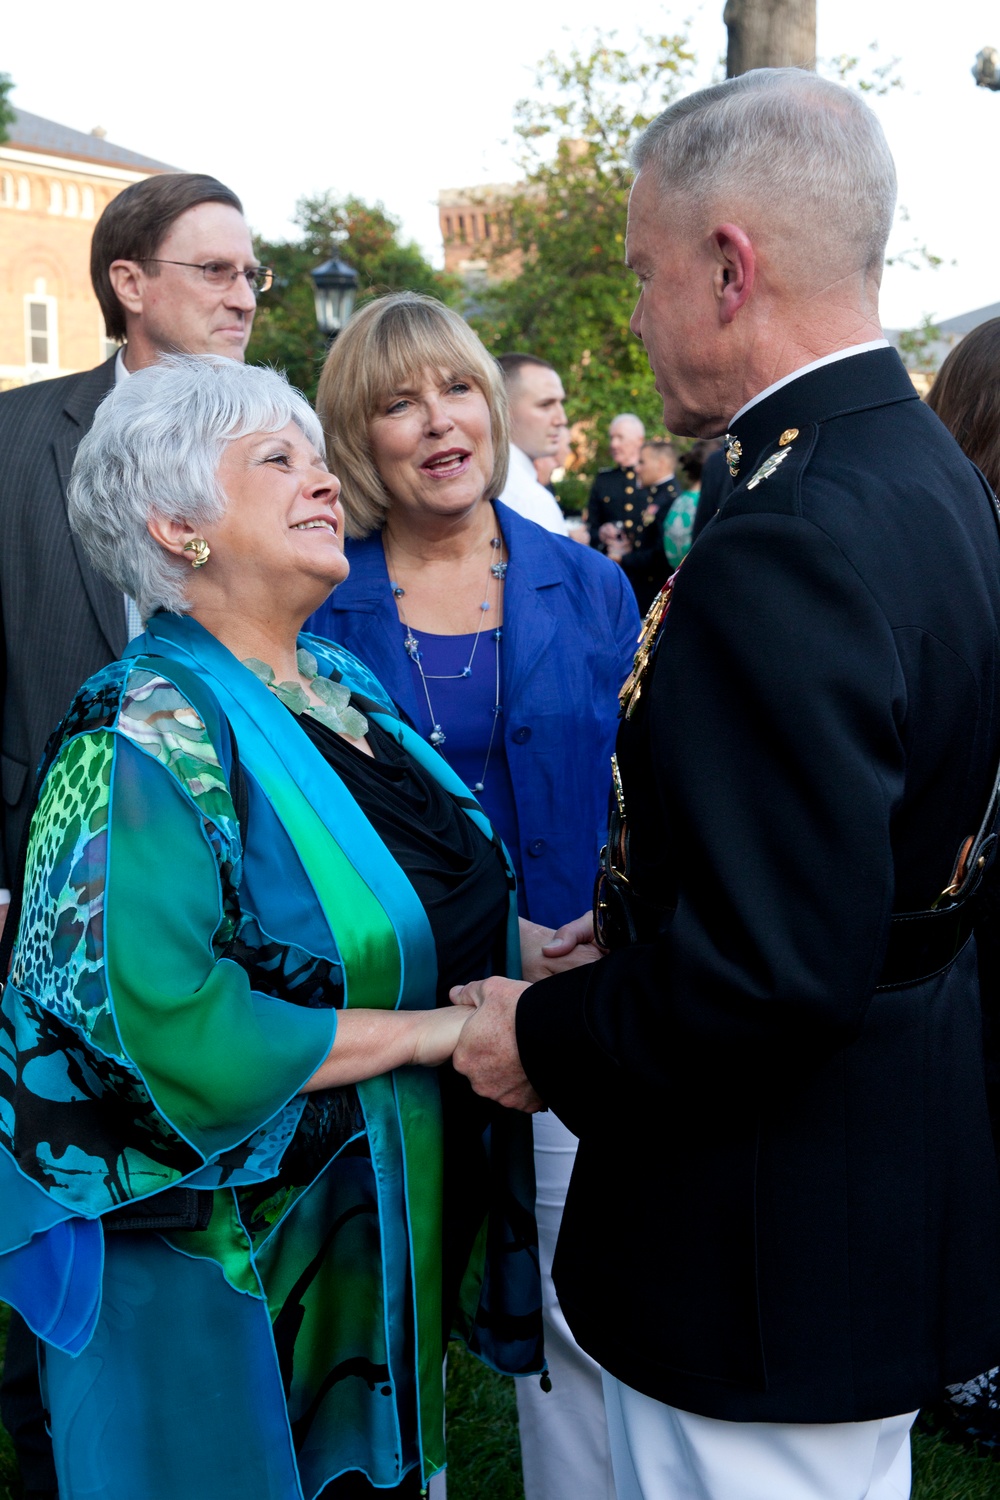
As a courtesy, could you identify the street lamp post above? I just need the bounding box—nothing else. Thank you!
[973,46,1000,90]
[310,255,359,344]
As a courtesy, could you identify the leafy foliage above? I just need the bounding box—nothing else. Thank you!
[468,32,695,459]
[821,43,903,95]
[249,195,459,401]
[0,74,15,145]
[898,313,943,373]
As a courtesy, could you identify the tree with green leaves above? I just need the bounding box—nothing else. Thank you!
[469,32,694,459]
[0,73,15,144]
[249,194,458,400]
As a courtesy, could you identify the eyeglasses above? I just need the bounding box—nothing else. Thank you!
[143,259,274,296]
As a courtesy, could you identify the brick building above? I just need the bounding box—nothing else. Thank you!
[0,108,171,390]
[438,183,527,281]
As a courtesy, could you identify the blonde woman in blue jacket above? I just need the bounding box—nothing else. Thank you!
[308,293,638,1500]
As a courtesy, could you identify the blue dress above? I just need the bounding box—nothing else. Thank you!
[308,504,640,928]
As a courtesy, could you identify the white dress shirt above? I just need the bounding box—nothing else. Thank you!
[114,349,145,641]
[499,444,569,534]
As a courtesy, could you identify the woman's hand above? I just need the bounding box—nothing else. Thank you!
[410,1003,475,1067]
[518,912,602,982]
[303,1004,474,1091]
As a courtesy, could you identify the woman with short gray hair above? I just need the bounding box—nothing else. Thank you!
[0,354,547,1500]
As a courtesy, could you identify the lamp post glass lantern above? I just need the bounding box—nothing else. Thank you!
[311,256,359,342]
[973,46,1000,89]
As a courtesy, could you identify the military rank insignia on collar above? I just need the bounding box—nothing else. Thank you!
[725,436,742,477]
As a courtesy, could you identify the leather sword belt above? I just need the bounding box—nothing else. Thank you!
[876,882,988,991]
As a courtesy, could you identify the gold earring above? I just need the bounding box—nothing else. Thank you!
[183,538,211,569]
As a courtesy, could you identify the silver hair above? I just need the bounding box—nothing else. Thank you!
[68,355,324,621]
[610,413,645,434]
[631,68,897,276]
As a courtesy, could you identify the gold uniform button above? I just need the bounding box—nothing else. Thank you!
[625,502,633,510]
[625,486,634,495]
[778,428,799,447]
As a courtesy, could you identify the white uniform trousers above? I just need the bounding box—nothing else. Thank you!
[516,1111,617,1500]
[602,1373,916,1500]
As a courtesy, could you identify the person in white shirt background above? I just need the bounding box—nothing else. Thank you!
[496,353,572,534]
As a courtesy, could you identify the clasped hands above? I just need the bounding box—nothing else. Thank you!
[441,912,600,1112]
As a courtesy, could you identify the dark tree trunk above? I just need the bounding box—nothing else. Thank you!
[724,0,817,77]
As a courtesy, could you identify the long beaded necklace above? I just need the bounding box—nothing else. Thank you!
[385,527,507,794]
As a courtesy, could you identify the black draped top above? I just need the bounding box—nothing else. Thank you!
[297,707,511,1001]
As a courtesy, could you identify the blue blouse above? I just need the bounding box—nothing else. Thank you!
[401,624,526,905]
[308,503,641,929]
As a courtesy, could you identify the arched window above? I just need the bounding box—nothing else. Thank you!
[444,215,453,238]
[81,185,95,219]
[0,174,13,207]
[16,176,30,209]
[48,181,63,215]
[458,214,466,243]
[65,183,80,217]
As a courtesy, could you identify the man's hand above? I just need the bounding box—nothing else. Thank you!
[519,915,602,982]
[449,977,544,1112]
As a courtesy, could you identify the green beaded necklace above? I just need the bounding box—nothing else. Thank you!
[243,648,369,739]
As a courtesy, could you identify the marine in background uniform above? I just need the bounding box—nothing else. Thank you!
[620,445,680,615]
[587,461,645,550]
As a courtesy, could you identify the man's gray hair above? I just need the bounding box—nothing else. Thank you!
[68,356,324,621]
[631,68,897,276]
[611,413,645,433]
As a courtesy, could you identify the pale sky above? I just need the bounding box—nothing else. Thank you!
[3,0,997,332]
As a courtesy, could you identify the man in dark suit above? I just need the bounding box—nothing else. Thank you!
[452,68,1000,1500]
[0,168,259,1499]
[587,412,646,550]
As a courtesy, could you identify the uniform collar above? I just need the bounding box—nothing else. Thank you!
[725,346,918,481]
[728,340,889,427]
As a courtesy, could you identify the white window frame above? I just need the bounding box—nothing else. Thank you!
[24,293,58,373]
[16,176,30,210]
[0,173,13,207]
[48,180,63,215]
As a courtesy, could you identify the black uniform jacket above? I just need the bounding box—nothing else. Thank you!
[588,464,644,549]
[517,347,1000,1423]
[691,446,730,540]
[0,355,123,886]
[622,477,680,616]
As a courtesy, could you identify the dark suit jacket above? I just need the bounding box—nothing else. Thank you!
[517,348,1000,1422]
[306,503,640,929]
[0,356,124,887]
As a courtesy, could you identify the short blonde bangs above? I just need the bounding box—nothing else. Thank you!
[316,292,510,538]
